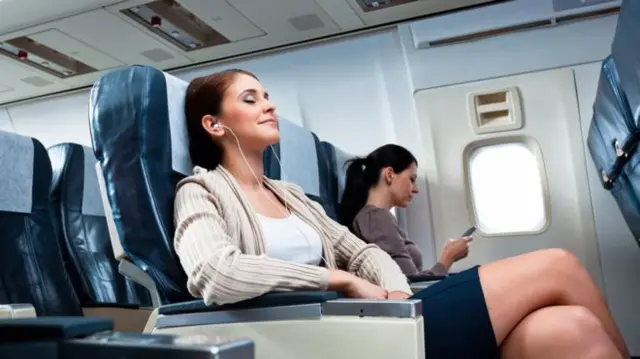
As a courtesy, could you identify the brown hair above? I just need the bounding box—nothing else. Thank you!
[184,69,258,170]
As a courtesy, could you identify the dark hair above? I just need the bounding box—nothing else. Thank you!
[185,69,258,170]
[338,144,417,230]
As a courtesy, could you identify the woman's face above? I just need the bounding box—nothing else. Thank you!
[389,162,419,208]
[217,73,279,150]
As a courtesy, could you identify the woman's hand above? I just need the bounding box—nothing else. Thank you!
[439,236,472,269]
[387,291,411,300]
[328,270,388,299]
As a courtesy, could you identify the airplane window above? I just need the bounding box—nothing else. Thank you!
[466,141,548,235]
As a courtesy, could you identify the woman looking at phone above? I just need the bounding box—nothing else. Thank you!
[339,144,471,276]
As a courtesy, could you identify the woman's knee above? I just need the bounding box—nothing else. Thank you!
[503,306,618,358]
[534,248,586,278]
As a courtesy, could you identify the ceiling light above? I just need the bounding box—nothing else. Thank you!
[0,37,96,78]
[121,0,229,51]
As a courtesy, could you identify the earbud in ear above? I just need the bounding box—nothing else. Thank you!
[213,122,221,129]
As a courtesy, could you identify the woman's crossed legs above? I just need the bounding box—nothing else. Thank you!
[480,248,628,359]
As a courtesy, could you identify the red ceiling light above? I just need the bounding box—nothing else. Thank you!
[17,50,27,60]
[151,16,162,27]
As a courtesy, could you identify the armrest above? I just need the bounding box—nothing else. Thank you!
[118,259,162,308]
[406,274,446,283]
[0,317,113,343]
[0,317,255,359]
[0,304,37,318]
[159,291,342,316]
[63,332,255,359]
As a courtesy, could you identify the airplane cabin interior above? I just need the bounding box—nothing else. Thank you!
[0,0,639,358]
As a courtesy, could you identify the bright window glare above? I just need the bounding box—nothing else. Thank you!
[468,142,547,235]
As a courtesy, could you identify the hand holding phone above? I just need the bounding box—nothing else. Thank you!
[461,226,476,238]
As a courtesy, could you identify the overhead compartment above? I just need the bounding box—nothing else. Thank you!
[409,0,620,49]
[0,56,69,104]
[0,8,194,94]
[0,0,123,34]
[346,0,499,26]
[106,0,343,62]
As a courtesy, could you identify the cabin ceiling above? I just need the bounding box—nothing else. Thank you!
[0,0,498,105]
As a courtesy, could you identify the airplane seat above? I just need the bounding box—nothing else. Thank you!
[89,65,425,359]
[263,120,339,220]
[0,130,82,317]
[587,0,640,244]
[320,141,351,210]
[47,142,153,332]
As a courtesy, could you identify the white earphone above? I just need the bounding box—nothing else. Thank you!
[213,121,329,266]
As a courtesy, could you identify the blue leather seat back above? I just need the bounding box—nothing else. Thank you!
[321,141,352,212]
[587,0,640,242]
[48,143,152,306]
[0,131,81,316]
[611,0,640,123]
[89,66,192,304]
[263,119,338,220]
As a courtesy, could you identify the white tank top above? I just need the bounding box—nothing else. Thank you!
[257,213,323,266]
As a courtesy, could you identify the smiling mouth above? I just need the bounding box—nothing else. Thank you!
[259,119,277,126]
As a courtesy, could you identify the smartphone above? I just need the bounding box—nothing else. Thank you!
[461,227,476,237]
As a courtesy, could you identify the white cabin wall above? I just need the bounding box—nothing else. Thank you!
[400,13,640,353]
[0,108,15,132]
[0,7,639,350]
[7,91,92,148]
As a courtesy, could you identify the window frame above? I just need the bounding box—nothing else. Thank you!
[462,135,551,237]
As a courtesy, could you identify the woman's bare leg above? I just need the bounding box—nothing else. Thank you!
[478,248,629,357]
[501,305,622,359]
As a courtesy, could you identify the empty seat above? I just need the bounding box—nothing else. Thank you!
[587,0,640,242]
[0,130,81,316]
[48,143,151,307]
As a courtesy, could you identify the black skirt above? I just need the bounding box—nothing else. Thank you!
[410,265,500,359]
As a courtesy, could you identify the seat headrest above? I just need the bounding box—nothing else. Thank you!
[89,65,191,303]
[0,131,49,214]
[264,120,339,220]
[49,143,104,217]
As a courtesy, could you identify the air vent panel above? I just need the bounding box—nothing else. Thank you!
[140,48,175,62]
[289,14,325,31]
[20,76,54,87]
[122,0,230,51]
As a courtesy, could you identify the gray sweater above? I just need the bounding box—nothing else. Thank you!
[352,205,447,277]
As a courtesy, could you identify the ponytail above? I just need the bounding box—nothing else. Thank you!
[338,157,376,231]
[338,144,418,231]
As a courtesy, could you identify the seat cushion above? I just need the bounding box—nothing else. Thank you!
[48,143,151,307]
[0,131,82,316]
[158,291,342,316]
